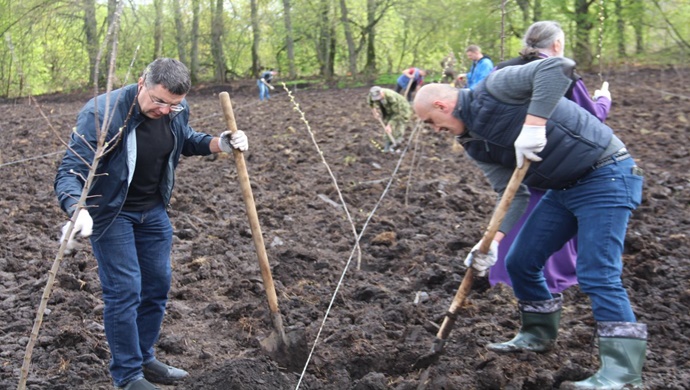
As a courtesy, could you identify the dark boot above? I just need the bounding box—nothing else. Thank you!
[143,358,189,385]
[560,322,647,389]
[119,378,160,390]
[487,294,562,353]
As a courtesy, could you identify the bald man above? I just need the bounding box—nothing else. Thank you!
[414,57,647,389]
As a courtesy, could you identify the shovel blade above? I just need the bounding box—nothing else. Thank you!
[412,332,449,369]
[412,351,440,370]
[259,330,287,355]
[259,328,309,373]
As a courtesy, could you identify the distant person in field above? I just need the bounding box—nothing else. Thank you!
[55,58,248,390]
[457,45,493,89]
[490,20,613,294]
[257,69,278,101]
[367,86,412,152]
[440,51,458,84]
[395,67,427,102]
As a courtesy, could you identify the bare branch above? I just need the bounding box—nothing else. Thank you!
[17,1,131,388]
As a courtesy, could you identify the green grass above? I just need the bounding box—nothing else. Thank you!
[374,73,399,86]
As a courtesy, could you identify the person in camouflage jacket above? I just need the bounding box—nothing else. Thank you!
[367,86,412,152]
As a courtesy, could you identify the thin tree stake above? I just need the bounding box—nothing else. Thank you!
[17,3,130,388]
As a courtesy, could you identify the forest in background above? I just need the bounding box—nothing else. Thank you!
[1,0,689,98]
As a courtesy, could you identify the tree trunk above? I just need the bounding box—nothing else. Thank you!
[328,25,336,79]
[282,0,296,79]
[533,0,542,22]
[364,0,377,75]
[615,0,626,57]
[316,0,332,78]
[251,0,260,78]
[83,0,98,85]
[573,0,593,68]
[211,0,226,82]
[339,0,357,76]
[173,0,188,65]
[515,0,530,26]
[99,0,119,86]
[190,0,200,83]
[153,0,163,59]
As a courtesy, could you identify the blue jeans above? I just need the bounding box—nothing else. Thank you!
[90,202,173,387]
[257,80,270,100]
[505,157,643,322]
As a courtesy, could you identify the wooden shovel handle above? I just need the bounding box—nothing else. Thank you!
[219,92,280,314]
[437,161,531,339]
[403,74,414,99]
[477,161,531,254]
[376,116,398,146]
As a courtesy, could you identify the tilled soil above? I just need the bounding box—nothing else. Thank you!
[1,66,689,390]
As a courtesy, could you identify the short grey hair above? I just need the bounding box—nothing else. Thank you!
[143,58,191,95]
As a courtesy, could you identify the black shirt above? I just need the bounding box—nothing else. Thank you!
[123,116,174,211]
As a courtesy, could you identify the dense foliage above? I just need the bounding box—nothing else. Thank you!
[0,0,688,97]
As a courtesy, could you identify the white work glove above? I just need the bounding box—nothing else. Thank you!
[219,130,249,152]
[593,81,611,101]
[463,240,499,277]
[269,85,275,90]
[514,124,546,168]
[60,209,93,254]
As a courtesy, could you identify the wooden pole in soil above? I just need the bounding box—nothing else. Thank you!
[218,92,289,351]
[415,162,531,390]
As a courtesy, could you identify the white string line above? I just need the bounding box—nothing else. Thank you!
[295,122,423,390]
[282,85,363,255]
[639,85,690,99]
[0,151,64,168]
[0,109,233,169]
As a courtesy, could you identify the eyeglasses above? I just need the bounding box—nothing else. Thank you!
[144,86,184,112]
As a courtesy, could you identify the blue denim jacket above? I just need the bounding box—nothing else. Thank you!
[55,83,213,240]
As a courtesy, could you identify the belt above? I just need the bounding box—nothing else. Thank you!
[561,148,631,190]
[591,148,631,171]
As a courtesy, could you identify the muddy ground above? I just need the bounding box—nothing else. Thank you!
[1,66,689,390]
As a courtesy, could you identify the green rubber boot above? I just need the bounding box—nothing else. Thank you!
[487,295,562,353]
[560,322,647,390]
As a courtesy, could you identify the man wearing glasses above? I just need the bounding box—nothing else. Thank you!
[55,58,247,390]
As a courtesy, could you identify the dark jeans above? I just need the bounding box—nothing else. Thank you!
[506,157,643,322]
[90,202,173,387]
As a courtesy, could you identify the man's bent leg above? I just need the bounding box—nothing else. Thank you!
[134,203,173,364]
[506,193,577,302]
[91,212,144,387]
[567,158,642,322]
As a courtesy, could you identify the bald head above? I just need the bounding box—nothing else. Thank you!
[414,83,459,113]
[413,84,465,135]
